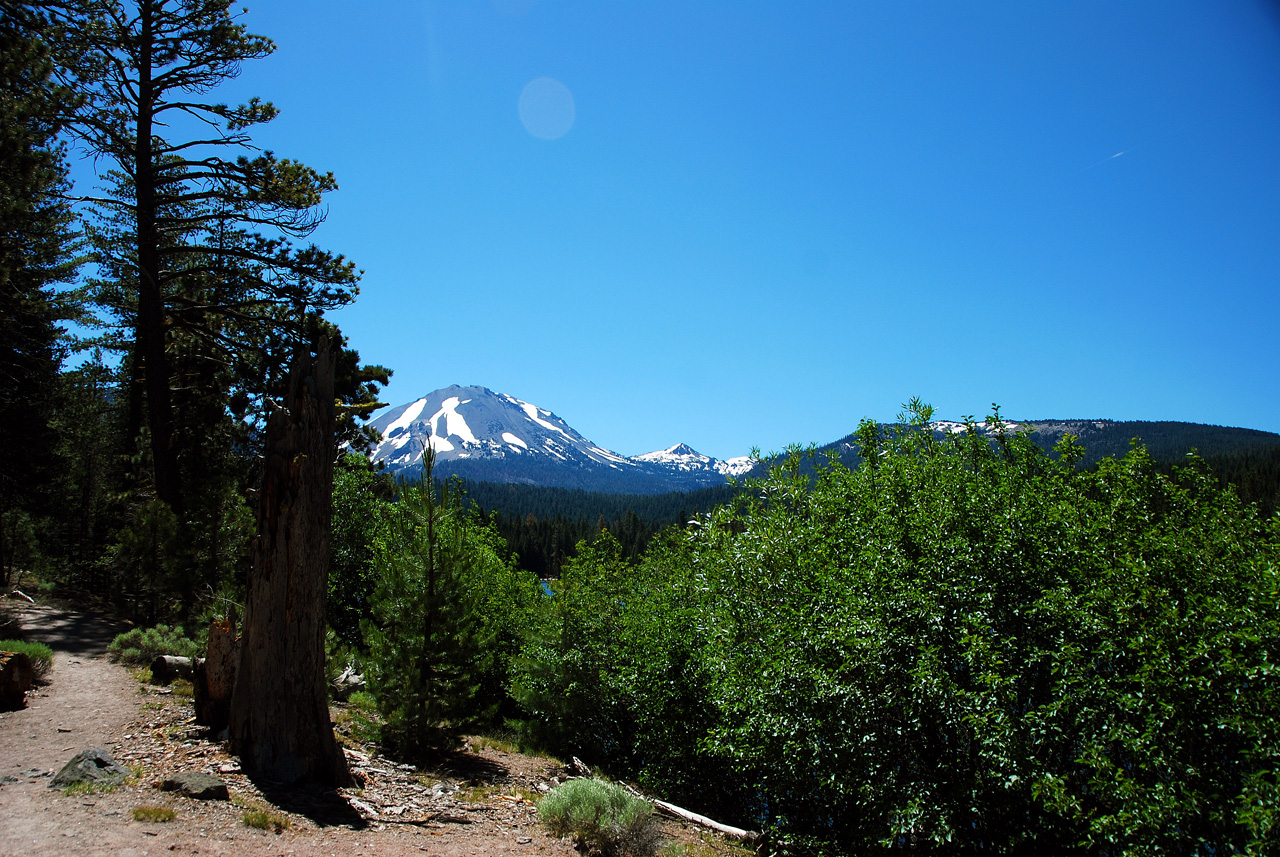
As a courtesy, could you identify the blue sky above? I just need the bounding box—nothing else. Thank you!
[185,1,1279,458]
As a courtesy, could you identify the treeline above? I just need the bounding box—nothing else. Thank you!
[0,0,386,626]
[1155,443,1280,520]
[457,480,741,576]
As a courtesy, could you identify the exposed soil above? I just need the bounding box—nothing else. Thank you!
[0,599,748,857]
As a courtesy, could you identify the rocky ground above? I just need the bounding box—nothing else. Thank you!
[0,600,749,857]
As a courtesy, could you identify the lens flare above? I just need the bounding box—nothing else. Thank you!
[519,77,576,140]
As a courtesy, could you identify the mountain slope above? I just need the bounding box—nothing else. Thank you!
[368,386,748,493]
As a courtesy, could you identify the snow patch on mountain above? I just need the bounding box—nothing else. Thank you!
[718,456,757,477]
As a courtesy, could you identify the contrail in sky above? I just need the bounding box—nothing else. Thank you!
[1077,146,1142,174]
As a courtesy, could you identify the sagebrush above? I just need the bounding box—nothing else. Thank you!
[538,778,658,857]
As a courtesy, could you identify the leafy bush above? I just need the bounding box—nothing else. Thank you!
[515,401,1280,855]
[537,778,658,857]
[107,624,198,666]
[0,638,53,681]
[690,403,1280,853]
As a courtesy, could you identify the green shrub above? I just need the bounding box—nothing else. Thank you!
[107,624,198,666]
[516,401,1280,855]
[538,778,658,857]
[0,639,53,681]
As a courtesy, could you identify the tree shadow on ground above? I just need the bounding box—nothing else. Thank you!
[11,603,126,659]
[244,773,369,829]
[416,747,510,785]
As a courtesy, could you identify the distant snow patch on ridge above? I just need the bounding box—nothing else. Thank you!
[717,456,756,477]
[503,432,528,450]
[932,420,969,434]
[431,397,478,444]
[930,419,1022,435]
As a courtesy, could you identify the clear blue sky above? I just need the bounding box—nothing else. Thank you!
[199,1,1279,458]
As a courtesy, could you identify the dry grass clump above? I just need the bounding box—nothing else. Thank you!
[132,805,176,822]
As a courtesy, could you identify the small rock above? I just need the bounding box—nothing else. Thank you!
[160,771,229,800]
[50,748,132,789]
[517,837,533,844]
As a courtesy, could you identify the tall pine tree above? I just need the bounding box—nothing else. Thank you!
[0,1,81,587]
[50,0,360,512]
[363,445,494,756]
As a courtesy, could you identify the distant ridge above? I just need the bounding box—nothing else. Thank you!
[368,388,1280,495]
[813,418,1280,471]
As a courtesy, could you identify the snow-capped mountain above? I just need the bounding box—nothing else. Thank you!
[368,386,752,494]
[632,443,756,478]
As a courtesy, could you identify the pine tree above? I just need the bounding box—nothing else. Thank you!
[363,445,493,756]
[49,0,360,511]
[0,1,81,588]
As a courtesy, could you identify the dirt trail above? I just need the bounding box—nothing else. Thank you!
[0,601,738,857]
[0,604,140,853]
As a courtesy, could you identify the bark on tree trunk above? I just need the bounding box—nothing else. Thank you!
[134,0,182,513]
[227,339,349,786]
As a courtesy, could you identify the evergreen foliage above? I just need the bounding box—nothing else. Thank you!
[362,446,534,755]
[0,1,391,626]
[48,0,362,511]
[329,453,394,650]
[0,1,82,590]
[463,480,740,577]
[106,623,198,666]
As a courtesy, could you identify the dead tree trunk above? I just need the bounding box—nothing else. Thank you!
[227,339,349,786]
[194,618,238,732]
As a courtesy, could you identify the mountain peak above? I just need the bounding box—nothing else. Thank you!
[368,387,747,494]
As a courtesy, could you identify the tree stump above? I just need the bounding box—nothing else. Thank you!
[194,619,238,732]
[0,651,33,710]
[227,340,350,786]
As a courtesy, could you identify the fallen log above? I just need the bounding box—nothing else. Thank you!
[150,655,195,684]
[653,799,760,844]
